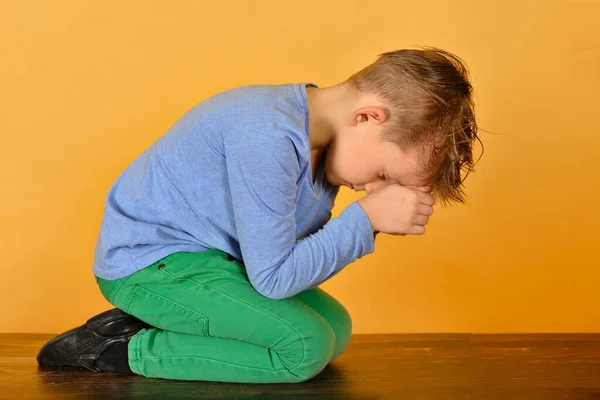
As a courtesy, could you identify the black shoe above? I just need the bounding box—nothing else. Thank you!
[37,308,152,374]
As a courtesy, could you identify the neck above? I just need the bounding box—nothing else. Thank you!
[306,82,356,152]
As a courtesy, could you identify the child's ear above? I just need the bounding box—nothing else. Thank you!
[351,107,388,126]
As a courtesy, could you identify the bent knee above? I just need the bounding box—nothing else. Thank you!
[274,316,335,382]
[330,303,352,361]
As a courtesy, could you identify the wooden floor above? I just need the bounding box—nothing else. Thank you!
[3,333,600,399]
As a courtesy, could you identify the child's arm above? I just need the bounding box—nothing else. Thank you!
[224,114,375,299]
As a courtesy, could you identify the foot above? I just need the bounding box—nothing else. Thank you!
[37,308,152,374]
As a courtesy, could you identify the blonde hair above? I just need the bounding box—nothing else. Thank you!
[346,47,482,207]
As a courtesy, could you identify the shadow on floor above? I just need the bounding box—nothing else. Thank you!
[37,364,382,400]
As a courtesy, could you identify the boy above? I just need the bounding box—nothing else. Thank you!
[37,47,480,383]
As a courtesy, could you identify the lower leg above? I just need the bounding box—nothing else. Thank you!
[127,328,324,383]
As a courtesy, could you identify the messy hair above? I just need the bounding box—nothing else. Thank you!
[346,47,483,207]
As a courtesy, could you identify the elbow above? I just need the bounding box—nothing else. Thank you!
[253,284,293,300]
[250,274,295,300]
[247,259,297,300]
[263,292,289,300]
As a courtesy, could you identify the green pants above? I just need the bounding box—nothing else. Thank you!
[95,249,352,383]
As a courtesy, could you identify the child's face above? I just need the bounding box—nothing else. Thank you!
[324,122,432,194]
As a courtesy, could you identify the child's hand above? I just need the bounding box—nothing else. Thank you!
[357,184,434,236]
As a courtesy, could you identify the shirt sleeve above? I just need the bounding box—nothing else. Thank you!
[224,113,375,299]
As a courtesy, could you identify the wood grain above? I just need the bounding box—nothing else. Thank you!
[3,333,600,399]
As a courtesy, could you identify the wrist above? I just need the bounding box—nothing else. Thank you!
[356,199,376,233]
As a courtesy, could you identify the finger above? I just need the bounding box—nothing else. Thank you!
[407,185,431,192]
[410,225,426,235]
[417,192,435,206]
[413,215,430,226]
[417,204,434,216]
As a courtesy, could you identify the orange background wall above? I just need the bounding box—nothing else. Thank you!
[1,0,598,334]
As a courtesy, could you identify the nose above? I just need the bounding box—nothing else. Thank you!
[364,180,386,195]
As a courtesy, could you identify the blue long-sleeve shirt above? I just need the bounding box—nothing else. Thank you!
[92,83,375,299]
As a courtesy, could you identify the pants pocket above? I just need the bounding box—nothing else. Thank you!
[124,284,210,337]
